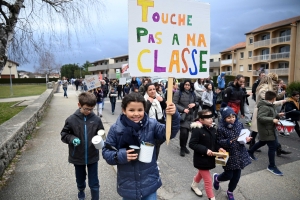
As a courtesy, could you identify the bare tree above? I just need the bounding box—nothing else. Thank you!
[34,50,60,81]
[0,0,105,72]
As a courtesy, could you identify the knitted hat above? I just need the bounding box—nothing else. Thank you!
[221,106,236,120]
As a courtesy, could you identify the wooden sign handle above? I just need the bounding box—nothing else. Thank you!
[165,77,175,145]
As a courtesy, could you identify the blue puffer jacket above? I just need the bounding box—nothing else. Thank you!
[217,72,226,89]
[102,112,180,199]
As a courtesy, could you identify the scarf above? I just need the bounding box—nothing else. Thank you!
[144,92,163,120]
[286,97,299,110]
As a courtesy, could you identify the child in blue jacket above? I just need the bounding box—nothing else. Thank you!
[102,92,180,200]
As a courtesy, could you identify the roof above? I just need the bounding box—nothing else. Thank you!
[111,54,128,59]
[91,58,110,64]
[246,15,300,34]
[220,42,246,53]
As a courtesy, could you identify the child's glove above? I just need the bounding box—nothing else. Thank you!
[72,138,81,146]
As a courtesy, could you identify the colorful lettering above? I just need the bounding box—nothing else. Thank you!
[190,49,197,75]
[168,50,180,73]
[138,49,152,72]
[155,32,162,44]
[172,34,180,45]
[148,34,155,43]
[187,15,192,26]
[137,0,154,22]
[152,12,160,22]
[199,50,207,72]
[181,48,189,73]
[187,34,195,46]
[154,50,166,72]
[197,34,207,47]
[137,27,148,42]
[178,14,185,26]
[170,14,176,24]
[161,13,168,24]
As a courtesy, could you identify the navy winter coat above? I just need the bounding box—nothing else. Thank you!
[217,120,251,170]
[102,112,180,199]
[61,109,104,165]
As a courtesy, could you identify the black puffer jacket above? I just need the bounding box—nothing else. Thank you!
[189,122,219,170]
[222,82,244,115]
[61,109,104,165]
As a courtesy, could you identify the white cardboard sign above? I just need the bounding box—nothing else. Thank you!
[85,75,101,90]
[128,0,210,78]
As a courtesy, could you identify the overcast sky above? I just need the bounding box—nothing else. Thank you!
[19,0,300,72]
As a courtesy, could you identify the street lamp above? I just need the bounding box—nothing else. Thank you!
[8,65,13,96]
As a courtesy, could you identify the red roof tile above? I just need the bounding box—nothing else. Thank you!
[220,42,246,53]
[246,15,300,34]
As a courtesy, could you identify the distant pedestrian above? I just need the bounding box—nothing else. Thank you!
[117,83,123,100]
[62,76,68,98]
[217,72,226,90]
[123,83,130,96]
[75,79,80,91]
[241,84,251,126]
[251,71,265,102]
[189,110,226,199]
[213,106,252,200]
[108,88,117,115]
[94,87,104,117]
[202,83,214,114]
[60,92,104,200]
[101,80,108,110]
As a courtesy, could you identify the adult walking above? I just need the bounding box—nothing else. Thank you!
[144,83,167,161]
[252,71,265,102]
[173,79,198,157]
[217,72,226,90]
[249,73,290,155]
[62,76,68,98]
[284,91,300,138]
[194,78,206,107]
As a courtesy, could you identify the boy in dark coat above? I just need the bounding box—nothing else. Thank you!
[284,91,300,137]
[248,91,285,176]
[60,92,104,200]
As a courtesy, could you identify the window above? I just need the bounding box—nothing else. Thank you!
[248,51,252,58]
[278,62,289,68]
[239,65,244,72]
[262,34,270,40]
[280,29,291,37]
[249,38,253,44]
[104,62,107,65]
[279,46,290,53]
[240,52,244,59]
[209,69,213,72]
[210,59,214,62]
[226,66,231,71]
[120,59,123,62]
[248,64,252,71]
[115,60,119,63]
[219,58,221,61]
[227,54,232,59]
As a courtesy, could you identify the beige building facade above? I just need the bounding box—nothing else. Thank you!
[220,15,300,86]
[0,60,19,79]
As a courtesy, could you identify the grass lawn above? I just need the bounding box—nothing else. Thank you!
[0,102,26,125]
[0,85,47,98]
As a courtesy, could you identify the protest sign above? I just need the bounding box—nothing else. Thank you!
[129,0,210,143]
[85,75,101,90]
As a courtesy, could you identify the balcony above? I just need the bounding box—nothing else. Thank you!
[222,71,234,75]
[221,59,236,65]
[253,39,270,48]
[253,54,270,62]
[271,35,291,44]
[270,52,290,60]
[252,68,289,76]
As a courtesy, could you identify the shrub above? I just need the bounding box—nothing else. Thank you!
[286,81,300,97]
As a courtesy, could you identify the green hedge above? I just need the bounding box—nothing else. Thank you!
[0,78,58,84]
[286,81,300,97]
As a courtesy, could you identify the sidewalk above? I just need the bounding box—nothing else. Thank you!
[0,86,121,200]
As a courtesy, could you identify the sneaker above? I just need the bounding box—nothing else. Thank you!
[279,132,290,136]
[212,173,220,190]
[248,151,257,161]
[184,147,190,154]
[245,122,251,126]
[267,166,283,176]
[227,191,235,200]
[78,190,85,200]
[100,115,102,118]
[112,112,114,115]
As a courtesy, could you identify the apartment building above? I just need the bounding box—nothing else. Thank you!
[89,55,128,79]
[220,15,300,86]
[209,54,221,77]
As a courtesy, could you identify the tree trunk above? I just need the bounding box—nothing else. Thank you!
[0,0,25,71]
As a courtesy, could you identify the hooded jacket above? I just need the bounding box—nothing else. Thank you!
[257,100,280,141]
[61,109,104,165]
[217,72,226,89]
[102,112,180,199]
[221,81,245,115]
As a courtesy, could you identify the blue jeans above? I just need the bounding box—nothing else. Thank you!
[74,162,99,200]
[123,192,157,200]
[217,169,241,192]
[248,139,277,167]
[102,98,105,109]
[63,87,67,97]
[111,102,116,113]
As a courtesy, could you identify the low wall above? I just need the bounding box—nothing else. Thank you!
[0,82,59,176]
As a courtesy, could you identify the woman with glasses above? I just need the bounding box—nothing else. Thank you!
[173,79,199,157]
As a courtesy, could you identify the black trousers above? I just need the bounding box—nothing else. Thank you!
[218,169,241,192]
[179,127,189,148]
